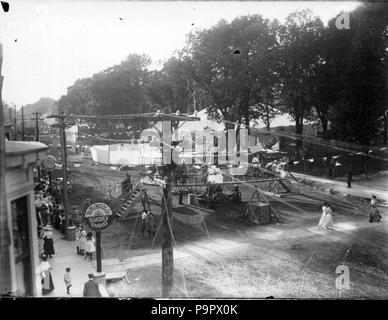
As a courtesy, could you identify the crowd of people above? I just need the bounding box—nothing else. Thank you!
[34,174,69,257]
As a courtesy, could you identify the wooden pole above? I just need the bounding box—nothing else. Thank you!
[13,106,17,140]
[34,112,41,141]
[21,106,25,141]
[162,166,173,297]
[96,231,102,272]
[161,118,174,297]
[59,113,70,230]
[0,43,12,294]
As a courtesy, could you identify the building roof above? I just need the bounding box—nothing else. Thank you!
[5,140,49,157]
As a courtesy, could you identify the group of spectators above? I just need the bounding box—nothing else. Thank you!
[34,174,68,239]
[76,225,96,260]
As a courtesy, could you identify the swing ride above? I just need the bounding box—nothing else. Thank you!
[46,108,388,299]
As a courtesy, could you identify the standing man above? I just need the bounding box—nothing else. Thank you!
[347,168,353,188]
[141,210,148,237]
[83,274,101,297]
[252,154,259,177]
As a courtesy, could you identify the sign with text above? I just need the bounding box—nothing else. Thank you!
[41,155,56,171]
[84,202,113,231]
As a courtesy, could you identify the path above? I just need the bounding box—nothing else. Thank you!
[291,172,388,203]
[37,229,97,297]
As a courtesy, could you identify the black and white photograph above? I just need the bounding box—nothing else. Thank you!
[0,0,387,302]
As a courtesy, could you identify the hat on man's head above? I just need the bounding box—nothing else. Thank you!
[88,273,94,279]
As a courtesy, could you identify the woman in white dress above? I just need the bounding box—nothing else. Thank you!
[85,232,96,260]
[79,228,87,256]
[39,254,54,295]
[318,202,334,230]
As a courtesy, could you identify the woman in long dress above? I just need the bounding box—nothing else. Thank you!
[76,225,83,255]
[39,255,55,295]
[369,195,382,223]
[318,202,334,230]
[42,226,55,258]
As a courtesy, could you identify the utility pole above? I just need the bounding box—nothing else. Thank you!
[161,119,175,298]
[32,112,41,141]
[21,106,25,141]
[162,164,173,297]
[49,112,72,236]
[384,109,388,145]
[0,43,12,294]
[13,106,17,140]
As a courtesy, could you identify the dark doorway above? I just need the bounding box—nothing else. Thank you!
[11,196,33,296]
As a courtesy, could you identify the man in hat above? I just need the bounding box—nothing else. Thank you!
[83,274,102,297]
[347,168,353,188]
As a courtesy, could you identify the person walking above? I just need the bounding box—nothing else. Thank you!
[347,168,353,188]
[64,267,72,295]
[318,202,334,230]
[369,195,382,223]
[39,255,55,295]
[83,274,102,297]
[147,211,157,238]
[42,226,55,258]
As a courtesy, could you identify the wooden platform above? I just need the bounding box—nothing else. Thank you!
[264,191,293,198]
[244,202,272,225]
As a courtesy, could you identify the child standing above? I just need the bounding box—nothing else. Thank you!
[85,232,96,260]
[64,267,72,295]
[79,227,87,256]
[76,225,83,255]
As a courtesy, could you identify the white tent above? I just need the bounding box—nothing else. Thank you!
[152,109,225,134]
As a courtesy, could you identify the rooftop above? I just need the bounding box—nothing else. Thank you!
[5,140,49,157]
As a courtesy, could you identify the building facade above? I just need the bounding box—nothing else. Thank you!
[4,140,48,296]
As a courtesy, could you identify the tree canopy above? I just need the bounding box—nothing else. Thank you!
[52,2,387,150]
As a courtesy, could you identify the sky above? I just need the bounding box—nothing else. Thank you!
[0,1,360,107]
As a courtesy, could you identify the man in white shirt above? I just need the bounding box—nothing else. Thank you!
[141,210,148,236]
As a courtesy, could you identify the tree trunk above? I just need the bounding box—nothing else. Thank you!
[321,119,328,139]
[384,110,387,144]
[244,104,250,129]
[295,113,304,161]
[266,104,270,131]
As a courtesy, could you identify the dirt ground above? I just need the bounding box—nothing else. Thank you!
[59,152,388,299]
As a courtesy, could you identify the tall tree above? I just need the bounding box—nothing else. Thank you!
[182,15,279,128]
[327,3,388,145]
[146,57,202,114]
[277,10,324,158]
